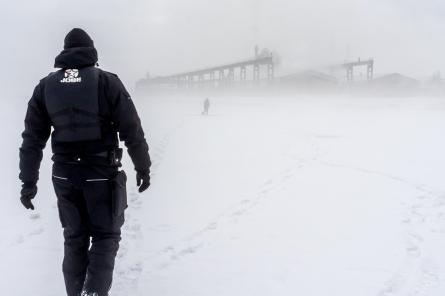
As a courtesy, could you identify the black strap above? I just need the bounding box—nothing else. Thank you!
[84,161,117,179]
[54,122,100,131]
[64,148,123,178]
[50,107,98,119]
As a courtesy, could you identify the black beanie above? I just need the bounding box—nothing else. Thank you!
[64,28,94,49]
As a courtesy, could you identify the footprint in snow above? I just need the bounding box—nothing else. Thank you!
[169,244,203,262]
[259,188,270,195]
[178,244,202,256]
[14,235,25,245]
[409,232,424,243]
[230,209,247,218]
[162,246,175,254]
[205,222,218,230]
[28,227,44,236]
[406,244,421,257]
[29,213,41,220]
[402,218,411,224]
[129,190,139,202]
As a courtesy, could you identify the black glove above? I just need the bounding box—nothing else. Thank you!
[20,183,37,210]
[136,171,150,193]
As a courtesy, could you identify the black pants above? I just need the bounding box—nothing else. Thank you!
[52,162,124,296]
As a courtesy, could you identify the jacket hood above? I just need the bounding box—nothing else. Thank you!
[64,28,94,49]
[54,46,98,69]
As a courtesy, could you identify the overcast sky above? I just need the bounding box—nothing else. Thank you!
[1,0,445,97]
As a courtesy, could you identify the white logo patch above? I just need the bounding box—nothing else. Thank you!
[60,69,82,83]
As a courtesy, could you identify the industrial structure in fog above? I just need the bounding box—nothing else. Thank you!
[328,58,374,82]
[136,47,377,91]
[137,48,274,89]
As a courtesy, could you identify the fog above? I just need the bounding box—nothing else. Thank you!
[1,0,445,97]
[3,1,445,295]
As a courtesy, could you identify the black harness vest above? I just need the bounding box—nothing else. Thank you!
[45,67,102,143]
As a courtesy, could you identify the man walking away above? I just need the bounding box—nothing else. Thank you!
[19,28,151,296]
[202,97,210,115]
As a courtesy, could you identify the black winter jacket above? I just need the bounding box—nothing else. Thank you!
[19,47,151,185]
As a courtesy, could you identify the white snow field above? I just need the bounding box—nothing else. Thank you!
[2,94,445,295]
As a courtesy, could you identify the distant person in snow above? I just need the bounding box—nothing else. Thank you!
[19,28,151,296]
[202,97,210,115]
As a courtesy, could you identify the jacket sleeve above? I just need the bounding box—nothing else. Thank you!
[19,82,52,185]
[106,73,151,174]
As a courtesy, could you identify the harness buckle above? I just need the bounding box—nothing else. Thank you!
[109,148,123,166]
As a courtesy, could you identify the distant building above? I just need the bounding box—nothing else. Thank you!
[369,73,418,88]
[362,73,420,96]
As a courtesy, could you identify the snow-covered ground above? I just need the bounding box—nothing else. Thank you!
[2,94,445,295]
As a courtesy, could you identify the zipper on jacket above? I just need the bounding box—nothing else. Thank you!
[52,175,68,180]
[85,178,109,182]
